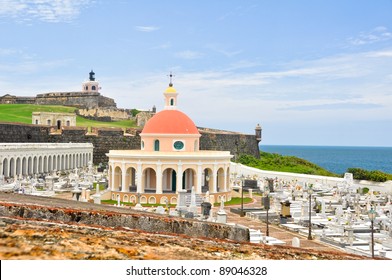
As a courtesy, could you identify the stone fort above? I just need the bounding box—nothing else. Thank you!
[0,70,116,109]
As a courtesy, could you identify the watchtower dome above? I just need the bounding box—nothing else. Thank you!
[82,70,100,93]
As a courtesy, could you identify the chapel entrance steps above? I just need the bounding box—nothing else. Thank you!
[185,194,204,206]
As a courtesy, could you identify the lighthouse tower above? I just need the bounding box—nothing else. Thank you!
[82,70,100,93]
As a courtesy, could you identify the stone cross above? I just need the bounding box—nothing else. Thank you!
[220,198,225,212]
[136,192,141,204]
[205,191,210,203]
[336,205,343,223]
[188,186,198,214]
[321,199,326,217]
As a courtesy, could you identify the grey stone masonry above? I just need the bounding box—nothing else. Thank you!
[35,92,116,109]
[0,192,250,242]
[0,123,260,165]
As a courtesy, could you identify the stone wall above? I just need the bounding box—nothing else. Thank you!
[199,128,260,159]
[76,108,131,121]
[98,95,117,108]
[2,92,116,109]
[0,122,52,143]
[0,95,36,104]
[35,92,116,109]
[0,193,249,242]
[0,123,260,165]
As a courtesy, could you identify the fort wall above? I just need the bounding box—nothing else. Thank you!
[0,122,260,164]
[35,92,116,109]
[1,92,117,109]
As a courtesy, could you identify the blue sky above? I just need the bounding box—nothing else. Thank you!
[1,0,392,147]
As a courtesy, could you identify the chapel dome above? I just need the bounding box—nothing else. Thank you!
[141,109,199,135]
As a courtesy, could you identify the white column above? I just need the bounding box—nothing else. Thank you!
[146,168,150,188]
[110,163,115,191]
[11,157,16,178]
[212,164,218,193]
[156,162,162,194]
[121,162,126,192]
[137,162,142,193]
[196,163,202,194]
[176,162,183,193]
[223,165,228,192]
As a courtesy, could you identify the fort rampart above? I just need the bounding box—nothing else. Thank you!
[0,123,260,164]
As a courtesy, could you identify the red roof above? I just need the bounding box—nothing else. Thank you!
[141,110,199,135]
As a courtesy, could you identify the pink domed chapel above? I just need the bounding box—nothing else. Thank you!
[107,79,233,205]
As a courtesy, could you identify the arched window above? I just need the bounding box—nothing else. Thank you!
[35,119,39,124]
[85,86,88,91]
[47,120,51,125]
[92,85,96,90]
[170,98,174,106]
[154,140,160,151]
[66,120,70,126]
[141,140,144,150]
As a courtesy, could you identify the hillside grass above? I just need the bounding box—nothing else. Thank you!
[238,151,339,177]
[0,104,136,128]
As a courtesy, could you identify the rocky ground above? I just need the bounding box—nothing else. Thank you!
[0,192,374,260]
[0,215,368,260]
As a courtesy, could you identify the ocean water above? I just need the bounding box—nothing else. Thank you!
[260,145,392,175]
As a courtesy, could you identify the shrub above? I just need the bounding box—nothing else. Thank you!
[346,168,389,182]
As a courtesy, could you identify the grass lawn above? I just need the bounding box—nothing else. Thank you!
[0,104,136,128]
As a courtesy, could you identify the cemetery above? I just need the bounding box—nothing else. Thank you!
[0,82,390,259]
[0,154,391,259]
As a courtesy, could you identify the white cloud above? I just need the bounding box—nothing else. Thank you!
[347,26,392,46]
[150,42,171,50]
[278,102,383,111]
[175,50,204,60]
[134,26,160,32]
[0,48,19,56]
[206,44,242,57]
[0,0,93,23]
[366,50,392,58]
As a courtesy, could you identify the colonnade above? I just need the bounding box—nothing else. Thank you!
[0,143,93,178]
[108,161,230,194]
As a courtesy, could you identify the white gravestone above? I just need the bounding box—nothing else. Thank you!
[292,237,300,248]
[176,189,188,212]
[155,206,165,214]
[216,199,227,224]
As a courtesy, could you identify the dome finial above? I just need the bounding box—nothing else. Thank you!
[167,71,175,87]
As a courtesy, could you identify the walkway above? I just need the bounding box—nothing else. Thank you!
[225,195,344,253]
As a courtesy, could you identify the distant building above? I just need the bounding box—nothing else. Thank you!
[32,112,76,129]
[0,94,35,104]
[1,70,116,109]
[82,70,100,93]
